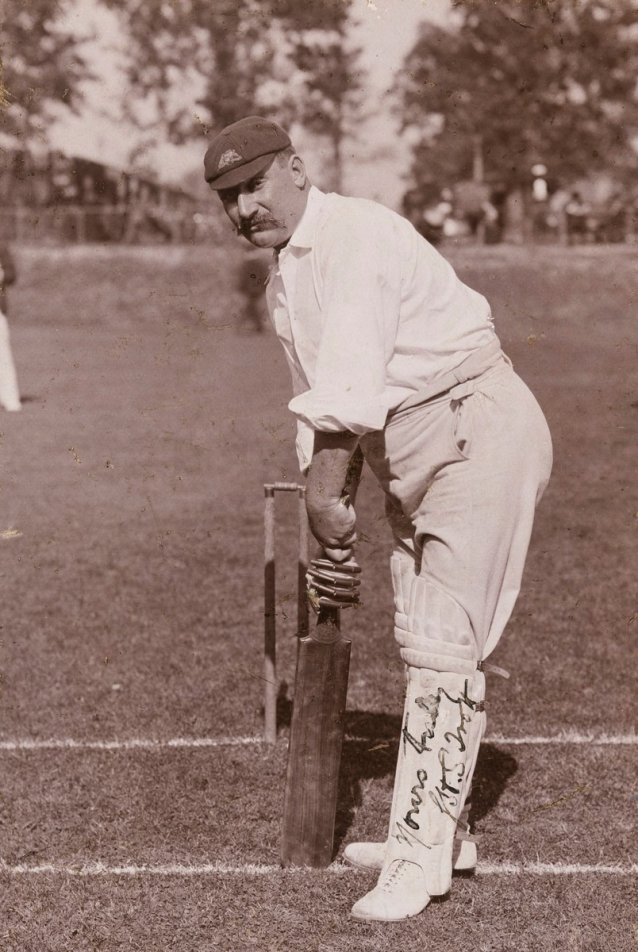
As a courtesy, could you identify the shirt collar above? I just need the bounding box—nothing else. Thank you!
[286,185,327,251]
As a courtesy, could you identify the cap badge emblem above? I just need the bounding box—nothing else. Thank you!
[218,148,243,170]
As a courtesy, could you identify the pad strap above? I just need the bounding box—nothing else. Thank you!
[477,660,510,679]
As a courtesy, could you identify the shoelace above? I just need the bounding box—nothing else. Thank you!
[380,861,412,892]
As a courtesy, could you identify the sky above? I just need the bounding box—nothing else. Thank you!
[48,0,452,209]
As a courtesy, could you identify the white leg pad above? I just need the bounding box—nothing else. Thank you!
[393,567,477,674]
[390,551,414,629]
[383,666,486,896]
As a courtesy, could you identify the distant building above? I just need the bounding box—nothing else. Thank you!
[0,144,207,243]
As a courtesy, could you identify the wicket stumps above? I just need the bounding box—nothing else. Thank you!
[263,482,309,743]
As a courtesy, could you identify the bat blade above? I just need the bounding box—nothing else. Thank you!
[281,446,364,867]
[280,607,350,867]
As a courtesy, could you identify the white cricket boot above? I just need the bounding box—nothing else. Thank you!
[344,796,477,871]
[350,666,485,921]
[453,837,478,871]
[343,841,386,871]
[344,834,477,872]
[350,859,430,922]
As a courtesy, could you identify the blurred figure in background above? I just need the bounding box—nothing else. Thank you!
[420,188,454,245]
[0,241,21,412]
[594,189,627,244]
[564,190,591,245]
[237,246,270,333]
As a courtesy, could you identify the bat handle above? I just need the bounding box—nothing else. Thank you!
[314,606,341,643]
[344,445,364,506]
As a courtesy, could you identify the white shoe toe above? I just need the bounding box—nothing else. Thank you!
[350,860,431,922]
[343,842,385,870]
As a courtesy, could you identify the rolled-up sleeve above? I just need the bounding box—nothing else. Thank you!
[288,207,401,434]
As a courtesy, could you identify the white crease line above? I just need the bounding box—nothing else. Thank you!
[476,863,638,876]
[0,861,636,877]
[486,734,638,746]
[0,737,263,751]
[0,733,636,752]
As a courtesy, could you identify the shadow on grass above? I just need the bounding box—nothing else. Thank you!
[274,685,518,859]
[274,686,400,743]
[334,732,518,857]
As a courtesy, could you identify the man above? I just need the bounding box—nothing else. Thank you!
[236,245,271,333]
[0,241,21,412]
[564,190,591,245]
[204,117,552,922]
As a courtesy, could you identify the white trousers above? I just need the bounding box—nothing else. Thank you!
[0,311,21,411]
[361,357,552,672]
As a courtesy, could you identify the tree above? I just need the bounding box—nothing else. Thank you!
[395,0,638,198]
[0,0,89,144]
[102,0,363,189]
[264,3,364,190]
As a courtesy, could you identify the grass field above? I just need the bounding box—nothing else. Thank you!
[0,241,636,951]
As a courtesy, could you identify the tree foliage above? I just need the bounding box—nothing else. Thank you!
[280,25,364,189]
[0,0,89,143]
[395,0,638,193]
[102,0,363,186]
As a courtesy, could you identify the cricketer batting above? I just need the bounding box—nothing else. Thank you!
[204,117,552,922]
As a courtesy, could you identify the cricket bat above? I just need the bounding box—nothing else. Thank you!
[281,447,364,867]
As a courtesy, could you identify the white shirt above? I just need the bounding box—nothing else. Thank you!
[266,186,497,471]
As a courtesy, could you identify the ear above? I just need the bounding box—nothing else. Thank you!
[289,154,307,190]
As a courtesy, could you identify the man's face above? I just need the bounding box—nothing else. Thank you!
[216,154,306,249]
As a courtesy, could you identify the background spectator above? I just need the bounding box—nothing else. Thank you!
[0,241,21,412]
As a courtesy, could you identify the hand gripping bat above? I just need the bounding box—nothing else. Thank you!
[306,557,362,611]
[281,446,364,867]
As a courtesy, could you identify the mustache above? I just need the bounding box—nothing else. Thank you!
[238,216,282,235]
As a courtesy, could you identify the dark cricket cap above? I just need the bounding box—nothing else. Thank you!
[204,116,292,190]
